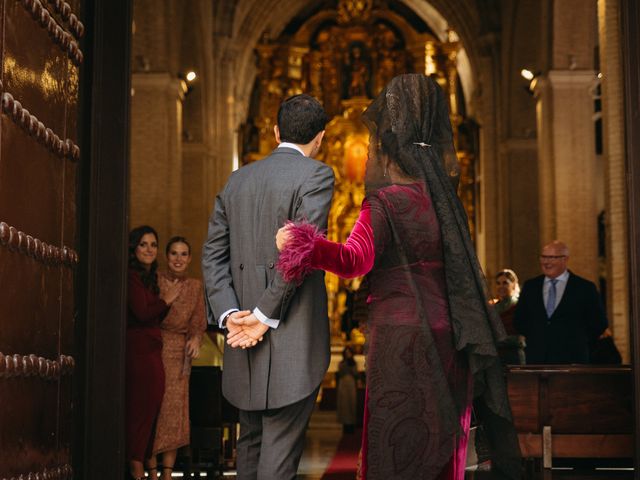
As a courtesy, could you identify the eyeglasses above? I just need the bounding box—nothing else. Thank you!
[539,255,567,260]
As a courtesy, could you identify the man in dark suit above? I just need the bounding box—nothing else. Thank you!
[202,94,334,479]
[514,241,608,364]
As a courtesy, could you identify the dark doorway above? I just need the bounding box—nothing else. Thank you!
[75,1,131,478]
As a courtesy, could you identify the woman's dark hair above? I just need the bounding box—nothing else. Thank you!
[277,94,328,144]
[342,346,356,366]
[128,225,160,294]
[378,129,422,179]
[166,236,191,256]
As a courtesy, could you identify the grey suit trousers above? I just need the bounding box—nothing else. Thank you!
[236,388,320,480]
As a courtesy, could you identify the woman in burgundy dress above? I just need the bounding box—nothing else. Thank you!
[276,75,520,479]
[126,225,182,480]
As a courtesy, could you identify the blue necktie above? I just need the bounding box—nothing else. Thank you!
[546,279,558,318]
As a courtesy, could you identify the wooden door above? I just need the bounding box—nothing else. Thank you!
[0,1,84,478]
[622,0,640,468]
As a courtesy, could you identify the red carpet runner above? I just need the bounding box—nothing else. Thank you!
[321,429,362,480]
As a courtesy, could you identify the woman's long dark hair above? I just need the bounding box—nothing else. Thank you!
[128,225,160,294]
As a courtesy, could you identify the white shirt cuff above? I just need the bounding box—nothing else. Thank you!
[218,308,239,329]
[253,307,280,329]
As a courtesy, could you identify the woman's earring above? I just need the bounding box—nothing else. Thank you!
[383,165,388,178]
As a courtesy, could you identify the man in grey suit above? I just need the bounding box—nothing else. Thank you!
[202,94,334,479]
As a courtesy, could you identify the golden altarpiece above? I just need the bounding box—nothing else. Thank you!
[240,0,478,345]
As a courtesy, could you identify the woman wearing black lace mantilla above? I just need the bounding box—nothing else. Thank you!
[277,74,521,479]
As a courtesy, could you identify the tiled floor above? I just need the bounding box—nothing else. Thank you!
[207,409,342,479]
[297,409,343,479]
[194,408,634,479]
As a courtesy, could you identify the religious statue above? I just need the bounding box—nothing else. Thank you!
[241,4,474,332]
[309,49,323,100]
[373,24,399,95]
[316,29,341,115]
[346,44,369,98]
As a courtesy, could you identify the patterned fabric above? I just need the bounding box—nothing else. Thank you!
[152,273,206,454]
[279,75,521,479]
[362,75,521,479]
[280,184,472,479]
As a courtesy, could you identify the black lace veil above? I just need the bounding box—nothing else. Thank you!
[362,74,521,478]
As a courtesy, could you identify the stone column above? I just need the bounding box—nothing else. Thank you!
[180,1,216,277]
[130,73,185,251]
[598,0,629,361]
[534,70,600,283]
[208,43,239,205]
[474,34,502,279]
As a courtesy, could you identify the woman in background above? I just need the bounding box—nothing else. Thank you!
[336,346,358,434]
[494,269,526,364]
[127,226,182,480]
[494,269,520,333]
[150,236,206,479]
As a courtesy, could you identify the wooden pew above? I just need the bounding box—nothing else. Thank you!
[185,366,239,475]
[506,365,633,468]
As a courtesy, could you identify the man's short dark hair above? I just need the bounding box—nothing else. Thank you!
[277,94,328,144]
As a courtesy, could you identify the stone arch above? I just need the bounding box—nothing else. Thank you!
[226,0,484,129]
[210,0,502,275]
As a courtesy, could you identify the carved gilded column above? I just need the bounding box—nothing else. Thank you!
[287,45,309,96]
[442,38,461,120]
[250,42,280,161]
[407,35,431,75]
[322,99,369,342]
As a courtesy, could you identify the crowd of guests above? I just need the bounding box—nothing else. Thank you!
[126,226,206,480]
[493,240,618,366]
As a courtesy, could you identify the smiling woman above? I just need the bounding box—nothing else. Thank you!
[149,236,207,479]
[126,226,183,480]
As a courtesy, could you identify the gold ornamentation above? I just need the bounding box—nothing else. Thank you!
[337,0,373,24]
[241,5,476,340]
[321,99,369,338]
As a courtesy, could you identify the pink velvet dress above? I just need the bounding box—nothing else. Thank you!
[279,183,472,480]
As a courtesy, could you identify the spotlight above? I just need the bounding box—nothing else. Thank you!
[520,69,534,81]
[520,68,542,96]
[177,71,197,96]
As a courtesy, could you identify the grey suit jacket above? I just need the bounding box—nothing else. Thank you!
[202,147,334,410]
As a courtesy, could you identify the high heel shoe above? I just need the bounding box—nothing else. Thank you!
[161,465,173,479]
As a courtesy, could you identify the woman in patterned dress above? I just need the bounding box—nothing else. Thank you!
[275,75,521,479]
[149,236,206,479]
